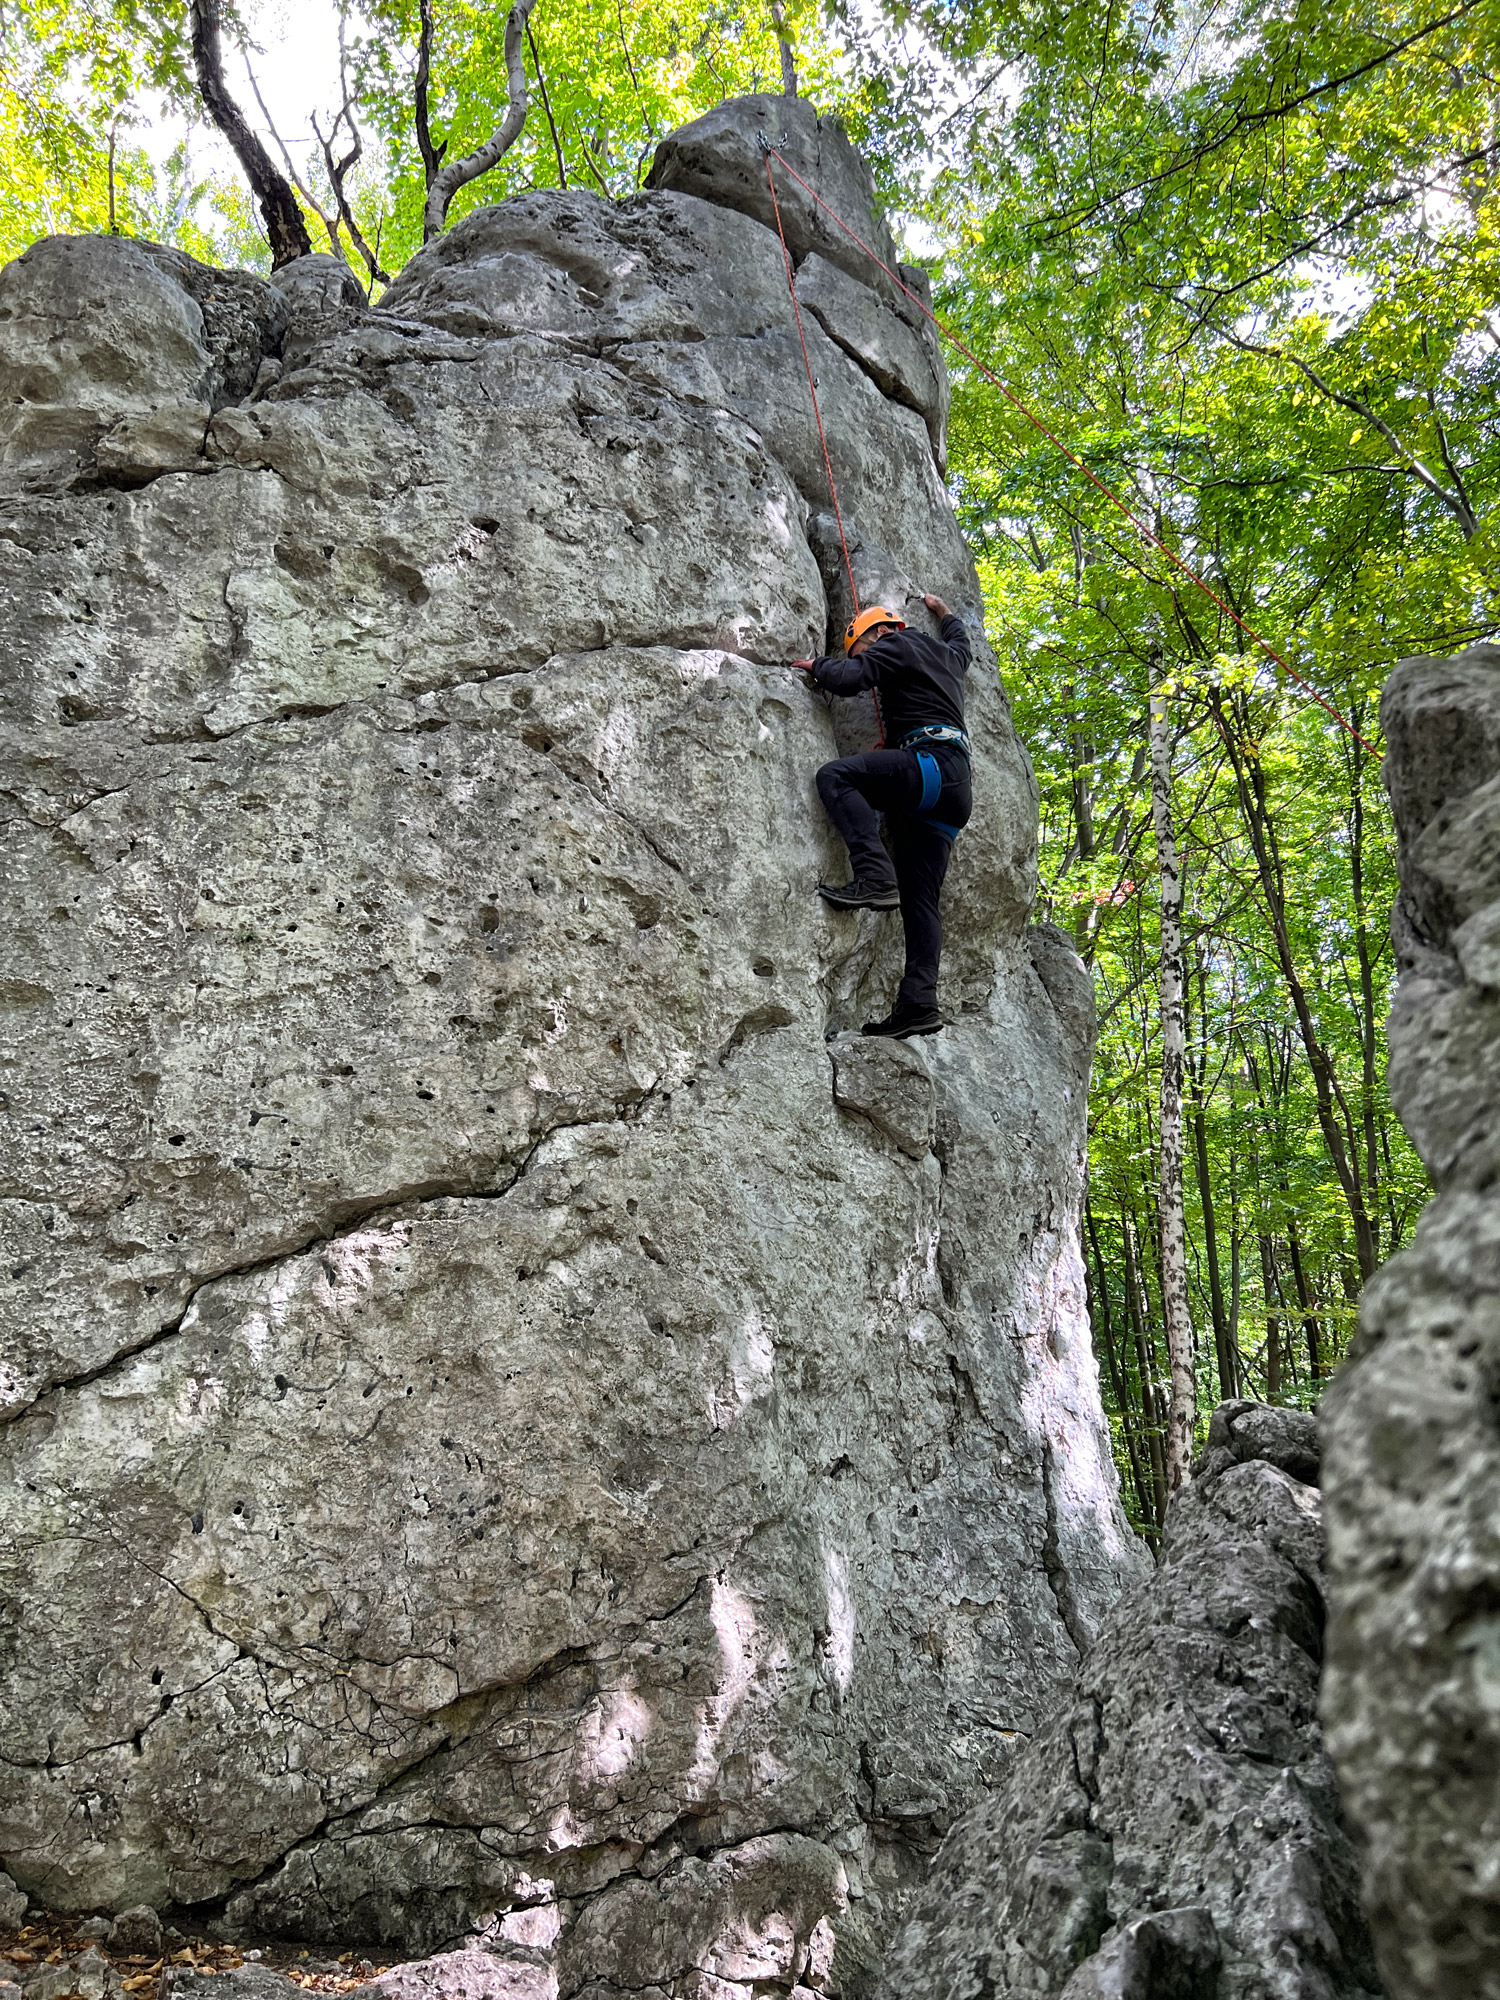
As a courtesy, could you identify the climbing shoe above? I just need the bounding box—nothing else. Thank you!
[862,1003,945,1039]
[818,879,900,910]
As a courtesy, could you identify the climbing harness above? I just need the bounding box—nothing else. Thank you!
[912,750,964,843]
[914,750,943,810]
[903,723,972,756]
[759,141,1381,761]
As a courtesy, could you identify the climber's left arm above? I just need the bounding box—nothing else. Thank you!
[802,653,878,695]
[939,613,971,673]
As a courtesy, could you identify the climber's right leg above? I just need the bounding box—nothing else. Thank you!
[815,751,913,908]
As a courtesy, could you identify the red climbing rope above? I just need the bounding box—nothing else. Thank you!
[764,152,860,619]
[762,145,1382,761]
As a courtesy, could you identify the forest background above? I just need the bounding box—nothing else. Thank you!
[6,0,1495,1538]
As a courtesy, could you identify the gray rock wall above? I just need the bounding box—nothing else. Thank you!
[0,97,1144,1995]
[1322,643,1500,2000]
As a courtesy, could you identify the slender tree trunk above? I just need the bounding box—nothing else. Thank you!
[526,20,569,186]
[1209,688,1378,1279]
[423,0,538,240]
[769,0,799,94]
[1190,1095,1237,1398]
[1188,957,1236,1397]
[1286,1217,1324,1379]
[1086,1206,1157,1547]
[189,0,311,268]
[1122,1213,1168,1532]
[414,0,447,191]
[1150,682,1195,1491]
[1349,727,1383,1266]
[1260,1233,1282,1400]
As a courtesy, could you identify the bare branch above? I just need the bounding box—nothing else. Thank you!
[188,0,311,268]
[314,104,388,292]
[423,0,537,241]
[525,18,567,187]
[244,53,338,254]
[317,20,390,293]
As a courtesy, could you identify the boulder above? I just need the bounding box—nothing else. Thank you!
[646,94,900,295]
[352,1950,554,2000]
[164,1971,303,2000]
[105,1907,161,1956]
[878,1401,1384,1998]
[1321,641,1500,1999]
[0,101,1145,1988]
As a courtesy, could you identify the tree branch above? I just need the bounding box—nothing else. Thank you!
[525,18,567,187]
[1220,327,1478,538]
[1420,327,1477,527]
[414,0,447,192]
[188,0,311,268]
[243,54,338,254]
[1041,0,1483,234]
[423,0,537,241]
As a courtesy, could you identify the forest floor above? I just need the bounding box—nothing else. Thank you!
[0,1919,400,1999]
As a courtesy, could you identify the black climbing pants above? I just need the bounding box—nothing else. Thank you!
[816,745,972,1011]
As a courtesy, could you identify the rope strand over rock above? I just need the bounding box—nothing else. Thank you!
[763,147,859,620]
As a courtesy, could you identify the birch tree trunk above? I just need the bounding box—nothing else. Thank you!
[1150,681,1196,1492]
[422,0,538,242]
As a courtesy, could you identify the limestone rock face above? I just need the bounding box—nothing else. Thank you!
[1322,643,1500,2000]
[878,1402,1383,1999]
[0,99,1143,1992]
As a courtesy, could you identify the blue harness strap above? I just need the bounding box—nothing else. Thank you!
[915,750,942,812]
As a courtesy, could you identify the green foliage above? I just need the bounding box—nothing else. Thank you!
[2,0,857,277]
[854,0,1496,1528]
[352,0,853,270]
[0,0,267,264]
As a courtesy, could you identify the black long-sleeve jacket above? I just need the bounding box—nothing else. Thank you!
[810,613,971,743]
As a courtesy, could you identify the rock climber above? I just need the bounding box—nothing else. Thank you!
[796,591,972,1040]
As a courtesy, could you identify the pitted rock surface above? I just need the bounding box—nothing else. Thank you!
[877,1402,1383,1999]
[1321,641,1500,2000]
[0,98,1143,1993]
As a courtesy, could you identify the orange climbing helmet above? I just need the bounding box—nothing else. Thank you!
[843,606,905,654]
